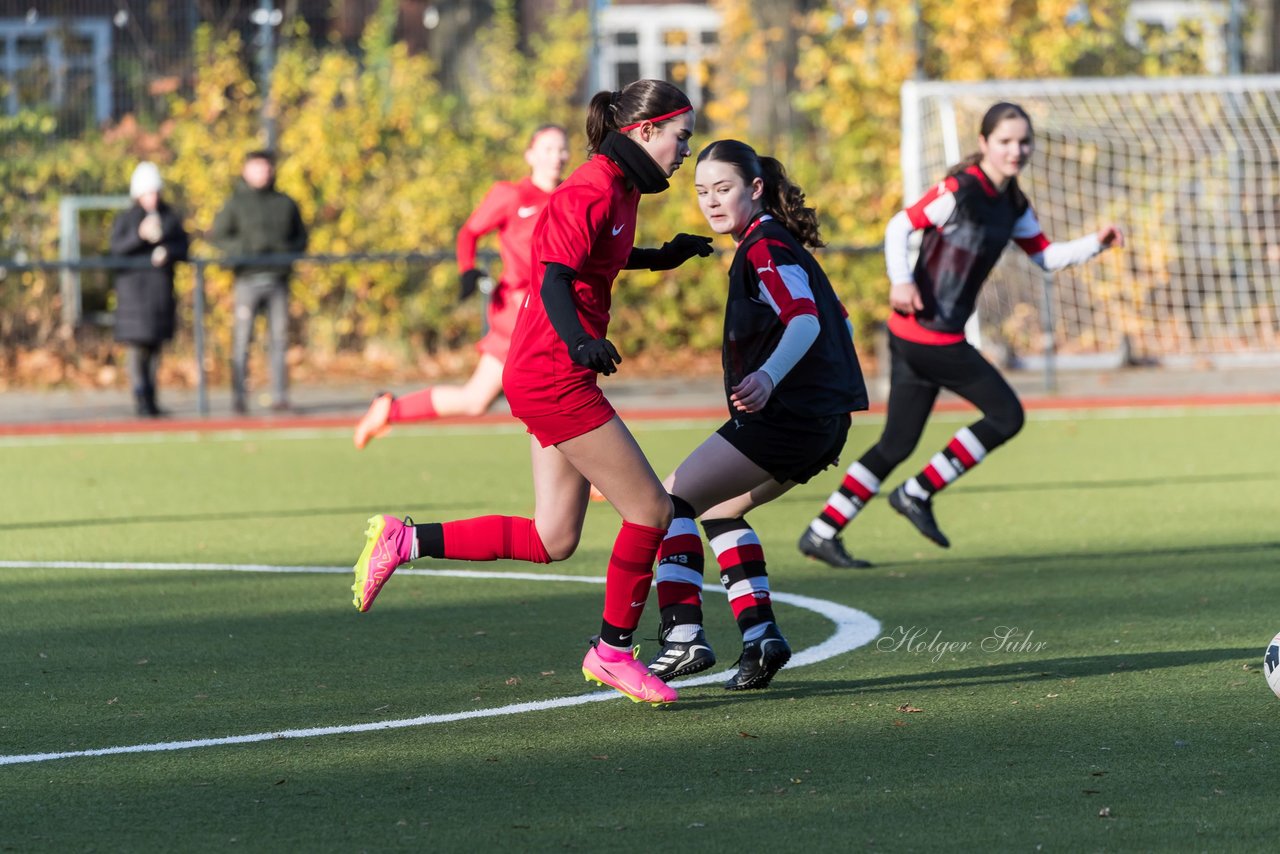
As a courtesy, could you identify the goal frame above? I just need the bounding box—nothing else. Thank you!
[900,75,1280,375]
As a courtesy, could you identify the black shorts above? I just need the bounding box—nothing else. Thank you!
[716,409,852,484]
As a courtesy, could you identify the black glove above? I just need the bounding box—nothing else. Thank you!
[459,268,485,301]
[569,337,623,375]
[663,233,715,262]
[627,233,715,270]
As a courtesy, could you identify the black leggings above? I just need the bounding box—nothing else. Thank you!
[127,343,161,398]
[861,333,1024,479]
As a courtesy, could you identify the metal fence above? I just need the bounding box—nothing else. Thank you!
[0,249,463,415]
[0,0,347,143]
[0,1,540,145]
[1,1,197,138]
[1,244,897,417]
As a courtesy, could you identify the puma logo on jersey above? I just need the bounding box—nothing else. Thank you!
[612,223,626,236]
[755,259,776,277]
[517,205,538,218]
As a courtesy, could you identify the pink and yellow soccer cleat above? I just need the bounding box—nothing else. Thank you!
[351,514,415,612]
[582,640,677,706]
[353,393,394,450]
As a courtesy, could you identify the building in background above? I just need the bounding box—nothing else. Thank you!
[4,0,1278,142]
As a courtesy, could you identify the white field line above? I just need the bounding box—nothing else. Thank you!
[0,562,881,767]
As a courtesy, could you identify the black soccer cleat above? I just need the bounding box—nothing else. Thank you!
[647,627,717,682]
[724,623,792,691]
[888,485,950,548]
[797,529,873,569]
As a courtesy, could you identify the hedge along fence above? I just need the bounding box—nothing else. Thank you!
[1,244,881,410]
[0,3,888,390]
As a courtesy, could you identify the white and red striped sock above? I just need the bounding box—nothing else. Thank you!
[655,514,705,634]
[912,426,988,498]
[705,518,773,636]
[809,461,881,540]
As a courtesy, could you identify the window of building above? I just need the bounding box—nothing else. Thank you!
[1125,0,1226,73]
[597,4,721,110]
[0,17,113,124]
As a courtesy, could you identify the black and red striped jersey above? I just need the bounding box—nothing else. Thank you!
[723,215,868,418]
[901,165,1048,337]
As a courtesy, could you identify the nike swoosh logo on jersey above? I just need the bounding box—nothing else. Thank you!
[612,224,626,236]
[517,205,538,218]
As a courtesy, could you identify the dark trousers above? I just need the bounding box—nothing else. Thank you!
[862,333,1025,478]
[127,343,162,414]
[231,274,289,408]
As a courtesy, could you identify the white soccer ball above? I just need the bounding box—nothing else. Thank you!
[1265,632,1280,699]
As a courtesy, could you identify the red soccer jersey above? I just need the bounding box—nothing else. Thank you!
[455,177,552,291]
[503,154,639,415]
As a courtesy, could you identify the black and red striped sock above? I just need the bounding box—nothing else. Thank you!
[907,426,989,500]
[704,517,773,636]
[654,495,704,635]
[809,457,881,540]
[599,520,666,649]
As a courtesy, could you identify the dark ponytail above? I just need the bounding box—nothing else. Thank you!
[948,101,1032,210]
[697,139,824,248]
[759,155,823,248]
[585,79,692,154]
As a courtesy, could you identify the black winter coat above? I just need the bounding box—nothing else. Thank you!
[109,202,190,344]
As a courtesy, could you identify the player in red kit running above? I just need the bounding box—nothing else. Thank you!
[350,80,714,707]
[798,102,1124,566]
[354,125,571,448]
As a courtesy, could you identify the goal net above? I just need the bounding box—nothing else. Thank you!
[900,76,1280,367]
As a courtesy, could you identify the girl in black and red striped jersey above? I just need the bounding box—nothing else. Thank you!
[647,140,868,690]
[349,79,714,707]
[799,102,1124,567]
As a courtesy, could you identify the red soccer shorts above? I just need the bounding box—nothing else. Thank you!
[477,283,525,362]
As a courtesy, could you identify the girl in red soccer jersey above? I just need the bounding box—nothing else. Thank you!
[644,140,868,690]
[798,102,1124,567]
[353,125,571,448]
[350,79,713,706]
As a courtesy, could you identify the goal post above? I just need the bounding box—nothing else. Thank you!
[900,75,1280,369]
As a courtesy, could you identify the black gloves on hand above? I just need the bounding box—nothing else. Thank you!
[660,233,715,265]
[569,337,622,375]
[629,233,715,271]
[459,268,485,301]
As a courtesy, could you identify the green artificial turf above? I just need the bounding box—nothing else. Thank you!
[1,408,1277,851]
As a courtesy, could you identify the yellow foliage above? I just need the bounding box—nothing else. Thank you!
[781,0,1162,337]
[0,0,1217,386]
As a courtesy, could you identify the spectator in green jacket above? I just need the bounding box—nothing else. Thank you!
[211,150,308,414]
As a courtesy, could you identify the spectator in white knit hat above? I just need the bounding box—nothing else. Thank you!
[109,161,190,417]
